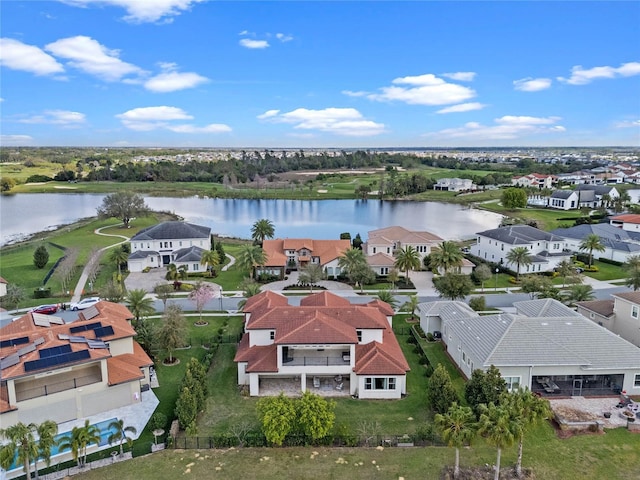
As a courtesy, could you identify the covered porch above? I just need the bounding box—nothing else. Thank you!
[532,374,624,397]
[258,375,351,398]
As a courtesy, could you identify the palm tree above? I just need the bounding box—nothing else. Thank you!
[502,389,551,478]
[177,265,188,280]
[624,254,640,291]
[430,241,464,274]
[58,420,100,468]
[478,403,518,480]
[579,233,605,268]
[394,245,421,284]
[564,284,595,305]
[555,259,580,288]
[33,420,58,479]
[107,419,137,457]
[165,263,179,281]
[506,246,533,280]
[376,289,398,310]
[236,244,267,279]
[251,218,275,245]
[200,249,221,276]
[0,422,38,478]
[404,294,420,320]
[298,263,325,292]
[337,247,368,282]
[434,402,477,479]
[125,288,154,325]
[109,245,129,276]
[237,278,262,310]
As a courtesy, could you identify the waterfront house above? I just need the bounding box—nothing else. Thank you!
[127,221,211,273]
[550,223,640,263]
[364,226,442,264]
[419,298,640,397]
[511,173,555,189]
[433,178,475,192]
[234,291,410,399]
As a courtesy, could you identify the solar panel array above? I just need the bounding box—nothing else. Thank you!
[0,336,30,348]
[24,350,91,372]
[32,313,66,327]
[94,326,115,338]
[69,322,102,334]
[0,354,20,370]
[82,306,100,320]
[39,344,72,358]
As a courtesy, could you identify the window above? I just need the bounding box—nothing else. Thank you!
[193,264,199,271]
[365,377,396,390]
[635,374,640,387]
[633,306,638,319]
[503,376,521,392]
[373,247,377,253]
[269,331,275,340]
[356,330,362,342]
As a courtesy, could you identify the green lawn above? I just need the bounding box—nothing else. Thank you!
[480,201,582,231]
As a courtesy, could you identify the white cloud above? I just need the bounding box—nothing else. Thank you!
[257,109,280,119]
[436,102,487,114]
[116,106,230,133]
[425,115,565,140]
[442,72,476,82]
[342,90,367,97]
[513,77,552,92]
[1,134,34,145]
[558,62,640,85]
[366,73,476,106]
[258,107,385,136]
[276,33,293,42]
[239,38,270,49]
[614,119,640,128]
[59,0,204,24]
[19,110,86,125]
[0,38,64,76]
[46,36,144,81]
[144,70,208,92]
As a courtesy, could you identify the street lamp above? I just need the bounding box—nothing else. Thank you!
[219,287,223,311]
[495,268,499,291]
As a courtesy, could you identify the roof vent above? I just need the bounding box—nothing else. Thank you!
[541,322,548,326]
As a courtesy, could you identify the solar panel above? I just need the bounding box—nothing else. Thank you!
[24,350,91,372]
[0,336,30,348]
[34,337,45,345]
[87,340,108,349]
[48,315,65,325]
[94,326,114,338]
[69,336,88,343]
[33,314,53,327]
[82,306,100,320]
[17,343,36,356]
[0,354,19,370]
[69,322,102,334]
[39,344,72,358]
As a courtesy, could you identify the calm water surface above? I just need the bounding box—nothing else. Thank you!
[0,193,503,246]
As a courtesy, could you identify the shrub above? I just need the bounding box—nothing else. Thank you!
[468,296,486,311]
[585,266,599,272]
[424,365,434,377]
[426,332,434,342]
[26,174,53,183]
[406,336,417,345]
[509,276,518,284]
[142,267,151,273]
[413,325,426,338]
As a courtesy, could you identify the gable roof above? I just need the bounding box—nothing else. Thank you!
[611,213,640,225]
[368,226,442,244]
[612,291,640,304]
[476,225,565,244]
[575,299,615,318]
[550,224,640,253]
[575,184,617,195]
[550,190,577,199]
[355,331,410,375]
[262,239,351,267]
[173,245,206,263]
[131,221,210,241]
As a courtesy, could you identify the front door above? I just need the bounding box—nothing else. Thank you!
[162,255,171,265]
[572,379,583,396]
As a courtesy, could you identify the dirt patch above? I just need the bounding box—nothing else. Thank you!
[441,466,534,479]
[553,404,598,422]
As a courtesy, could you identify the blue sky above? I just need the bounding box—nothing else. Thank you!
[1,1,639,148]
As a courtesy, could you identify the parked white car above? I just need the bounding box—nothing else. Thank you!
[69,297,101,311]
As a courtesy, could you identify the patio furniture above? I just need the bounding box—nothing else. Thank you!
[334,375,342,383]
[335,382,344,391]
[313,376,320,388]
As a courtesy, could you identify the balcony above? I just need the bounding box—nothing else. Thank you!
[283,355,350,367]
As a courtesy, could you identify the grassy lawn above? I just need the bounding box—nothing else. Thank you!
[583,260,628,281]
[480,201,581,231]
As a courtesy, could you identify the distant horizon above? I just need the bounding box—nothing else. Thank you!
[1,1,638,147]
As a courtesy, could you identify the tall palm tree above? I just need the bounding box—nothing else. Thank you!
[555,259,580,288]
[376,289,398,310]
[0,422,38,478]
[624,254,640,291]
[236,244,267,279]
[165,263,179,281]
[430,241,464,274]
[579,233,605,268]
[58,420,100,468]
[109,245,129,276]
[478,403,518,480]
[251,218,275,245]
[125,288,155,325]
[337,247,368,282]
[502,389,551,478]
[506,246,533,280]
[403,294,420,320]
[237,278,262,310]
[200,249,221,276]
[434,402,477,479]
[107,419,137,457]
[33,420,58,480]
[564,284,595,305]
[394,245,421,284]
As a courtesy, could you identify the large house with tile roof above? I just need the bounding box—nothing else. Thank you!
[550,223,640,263]
[364,226,443,266]
[577,291,640,348]
[470,225,571,274]
[512,173,555,189]
[419,298,640,397]
[0,301,153,427]
[234,290,410,399]
[258,238,351,280]
[610,213,640,232]
[127,221,211,273]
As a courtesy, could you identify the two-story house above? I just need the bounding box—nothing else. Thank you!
[610,214,640,232]
[127,221,211,273]
[364,226,442,266]
[258,238,351,279]
[0,301,154,427]
[470,225,570,274]
[234,291,410,399]
[577,292,640,348]
[433,178,475,192]
[419,298,640,397]
[512,173,555,189]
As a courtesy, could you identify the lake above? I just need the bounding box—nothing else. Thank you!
[0,193,503,246]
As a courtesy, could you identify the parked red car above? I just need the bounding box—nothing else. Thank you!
[31,304,59,315]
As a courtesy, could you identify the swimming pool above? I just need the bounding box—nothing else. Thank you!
[5,417,118,472]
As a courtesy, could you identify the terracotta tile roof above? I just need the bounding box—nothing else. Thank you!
[611,214,640,224]
[234,335,278,372]
[0,383,17,414]
[366,299,394,316]
[575,299,615,317]
[0,301,136,381]
[262,239,351,267]
[354,330,410,375]
[366,252,396,267]
[300,291,350,307]
[276,312,358,344]
[107,355,145,385]
[368,226,442,244]
[247,305,389,331]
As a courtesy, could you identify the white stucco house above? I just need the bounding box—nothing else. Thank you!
[550,223,640,263]
[127,221,211,273]
[470,225,571,274]
[577,291,640,349]
[364,226,443,265]
[419,298,640,397]
[433,178,475,192]
[234,291,410,399]
[610,214,640,232]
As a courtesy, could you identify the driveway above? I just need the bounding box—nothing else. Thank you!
[260,271,355,292]
[124,267,170,293]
